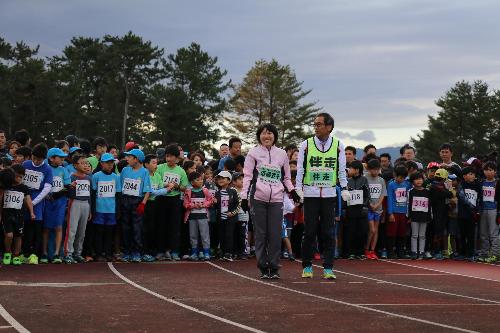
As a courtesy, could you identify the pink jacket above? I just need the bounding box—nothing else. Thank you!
[241,145,294,203]
[183,187,214,223]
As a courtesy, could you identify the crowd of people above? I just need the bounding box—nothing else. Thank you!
[0,116,499,280]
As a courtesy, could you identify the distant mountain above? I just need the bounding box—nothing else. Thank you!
[355,147,401,160]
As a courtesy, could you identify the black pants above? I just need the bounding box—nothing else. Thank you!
[120,196,143,254]
[301,197,336,269]
[94,224,114,257]
[143,200,157,255]
[346,215,368,256]
[219,219,235,255]
[291,223,304,257]
[234,220,247,256]
[160,195,182,254]
[458,218,475,257]
[23,219,43,256]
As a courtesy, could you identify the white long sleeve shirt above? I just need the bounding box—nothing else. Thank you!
[296,135,347,198]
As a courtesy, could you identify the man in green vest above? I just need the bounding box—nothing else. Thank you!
[296,112,350,280]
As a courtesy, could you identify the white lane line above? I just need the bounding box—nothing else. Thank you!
[348,281,363,284]
[356,303,500,306]
[207,262,479,333]
[0,281,124,288]
[0,304,30,333]
[387,273,448,276]
[0,326,13,329]
[382,260,500,283]
[303,261,500,304]
[108,263,265,333]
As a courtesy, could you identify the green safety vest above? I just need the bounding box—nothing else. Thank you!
[303,137,339,187]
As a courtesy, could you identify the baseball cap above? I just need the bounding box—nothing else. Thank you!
[434,168,449,180]
[47,147,68,158]
[100,153,115,162]
[156,148,166,159]
[124,149,145,162]
[427,162,440,170]
[69,147,82,154]
[448,174,457,180]
[125,141,137,151]
[232,172,243,181]
[216,170,232,180]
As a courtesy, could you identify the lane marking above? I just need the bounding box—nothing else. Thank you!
[382,260,500,283]
[356,303,500,306]
[348,281,363,284]
[0,281,124,288]
[0,326,13,329]
[108,263,265,333]
[207,262,479,333]
[301,261,500,304]
[0,304,30,333]
[386,273,448,276]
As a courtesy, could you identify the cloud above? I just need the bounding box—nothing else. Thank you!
[334,130,376,142]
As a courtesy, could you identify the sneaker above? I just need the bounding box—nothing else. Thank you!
[323,268,336,280]
[302,266,313,278]
[433,253,444,260]
[380,249,388,259]
[82,256,93,263]
[164,251,172,261]
[370,251,379,260]
[417,253,424,260]
[155,252,166,261]
[314,253,321,260]
[18,254,27,263]
[12,256,22,265]
[118,254,129,262]
[485,255,497,263]
[130,253,141,263]
[51,255,62,264]
[348,254,356,260]
[356,255,367,260]
[364,249,371,258]
[410,252,418,260]
[142,254,155,262]
[171,252,181,261]
[387,252,397,259]
[260,267,270,279]
[39,254,49,264]
[477,256,487,263]
[223,254,233,262]
[189,253,199,261]
[282,251,289,259]
[454,254,465,261]
[63,255,74,264]
[288,253,296,261]
[269,269,280,279]
[424,251,433,260]
[2,253,12,265]
[181,254,190,261]
[467,256,477,262]
[28,254,39,265]
[198,251,205,260]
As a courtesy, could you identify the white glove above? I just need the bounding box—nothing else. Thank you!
[341,190,350,203]
[295,188,304,203]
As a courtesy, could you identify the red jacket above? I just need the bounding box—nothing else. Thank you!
[183,187,214,223]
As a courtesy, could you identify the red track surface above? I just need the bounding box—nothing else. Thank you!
[1,259,499,333]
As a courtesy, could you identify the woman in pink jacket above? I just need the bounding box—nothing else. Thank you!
[241,124,301,279]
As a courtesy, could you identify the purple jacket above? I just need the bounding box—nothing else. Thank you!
[241,145,294,203]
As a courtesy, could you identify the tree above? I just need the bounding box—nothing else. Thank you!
[225,59,319,147]
[413,81,496,163]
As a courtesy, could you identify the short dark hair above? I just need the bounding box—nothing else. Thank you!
[394,165,408,178]
[79,139,91,156]
[55,140,69,149]
[0,129,5,134]
[188,171,203,182]
[72,154,86,165]
[380,153,391,161]
[363,144,376,153]
[229,137,242,148]
[220,143,229,148]
[0,168,15,189]
[409,171,424,183]
[349,160,364,175]
[256,124,278,145]
[401,144,415,155]
[345,146,357,155]
[406,160,419,171]
[315,112,334,132]
[144,154,157,165]
[15,146,32,158]
[92,137,108,150]
[165,144,180,157]
[190,152,205,164]
[439,143,453,152]
[234,155,245,167]
[0,157,12,167]
[14,129,30,146]
[285,144,297,152]
[224,158,236,172]
[65,135,79,147]
[483,161,497,171]
[461,166,476,176]
[10,164,25,176]
[108,144,118,152]
[32,143,48,159]
[367,158,381,170]
[182,160,195,172]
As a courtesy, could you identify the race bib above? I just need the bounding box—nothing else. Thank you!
[369,184,382,200]
[122,178,141,196]
[483,186,495,203]
[23,169,43,190]
[191,197,206,214]
[163,172,180,185]
[3,190,24,210]
[98,180,116,198]
[395,188,407,204]
[258,164,282,185]
[309,167,334,187]
[412,196,429,212]
[221,194,229,213]
[464,189,477,206]
[348,190,363,206]
[52,176,64,193]
[75,180,91,197]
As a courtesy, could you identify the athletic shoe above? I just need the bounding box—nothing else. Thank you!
[28,254,38,265]
[142,254,155,262]
[171,252,181,261]
[155,253,166,261]
[454,254,465,261]
[485,255,497,263]
[302,266,313,278]
[189,253,199,261]
[282,251,289,259]
[51,255,62,264]
[356,255,367,260]
[387,252,398,259]
[39,254,49,264]
[119,254,130,262]
[83,256,93,263]
[417,253,424,260]
[203,249,211,261]
[424,251,433,260]
[433,253,444,260]
[18,254,27,263]
[467,256,477,262]
[223,254,233,262]
[323,268,336,280]
[364,249,371,258]
[260,267,270,279]
[380,249,388,259]
[477,256,487,263]
[370,251,379,260]
[314,253,321,260]
[130,253,141,263]
[198,251,205,259]
[288,253,296,261]
[2,253,12,265]
[12,256,22,265]
[63,255,74,264]
[269,269,280,279]
[410,252,418,260]
[348,254,356,260]
[164,251,172,261]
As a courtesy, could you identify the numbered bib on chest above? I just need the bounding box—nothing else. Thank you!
[163,172,180,185]
[464,189,478,206]
[98,180,116,198]
[75,180,91,197]
[52,176,64,193]
[23,169,43,190]
[412,196,429,212]
[369,184,382,200]
[309,167,334,187]
[122,178,141,196]
[221,194,229,213]
[348,190,363,206]
[483,186,495,203]
[395,188,407,204]
[3,190,24,210]
[258,164,282,185]
[191,197,206,214]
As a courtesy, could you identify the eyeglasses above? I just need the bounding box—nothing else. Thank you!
[312,123,325,128]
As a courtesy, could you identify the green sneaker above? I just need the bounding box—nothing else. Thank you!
[12,256,22,265]
[3,253,12,265]
[28,254,39,265]
[302,266,313,278]
[39,254,49,264]
[485,255,497,263]
[323,268,337,280]
[51,255,62,264]
[18,254,27,263]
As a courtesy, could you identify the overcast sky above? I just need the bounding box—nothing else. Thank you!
[2,0,500,148]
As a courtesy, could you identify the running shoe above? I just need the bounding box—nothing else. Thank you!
[83,256,94,263]
[314,253,321,260]
[181,254,190,261]
[288,253,296,261]
[28,253,38,265]
[380,249,388,259]
[323,268,336,280]
[51,255,62,264]
[2,253,12,265]
[12,256,22,265]
[417,253,424,260]
[119,254,130,262]
[424,251,433,260]
[155,252,166,261]
[282,251,289,259]
[410,252,418,260]
[198,251,205,260]
[260,267,269,279]
[433,253,444,260]
[223,254,233,262]
[130,253,141,263]
[164,251,172,261]
[63,255,74,264]
[142,254,155,262]
[39,254,49,264]
[370,251,379,260]
[189,253,199,261]
[269,269,280,279]
[18,254,27,263]
[302,266,313,278]
[485,255,497,263]
[171,252,181,261]
[203,249,211,261]
[348,254,356,260]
